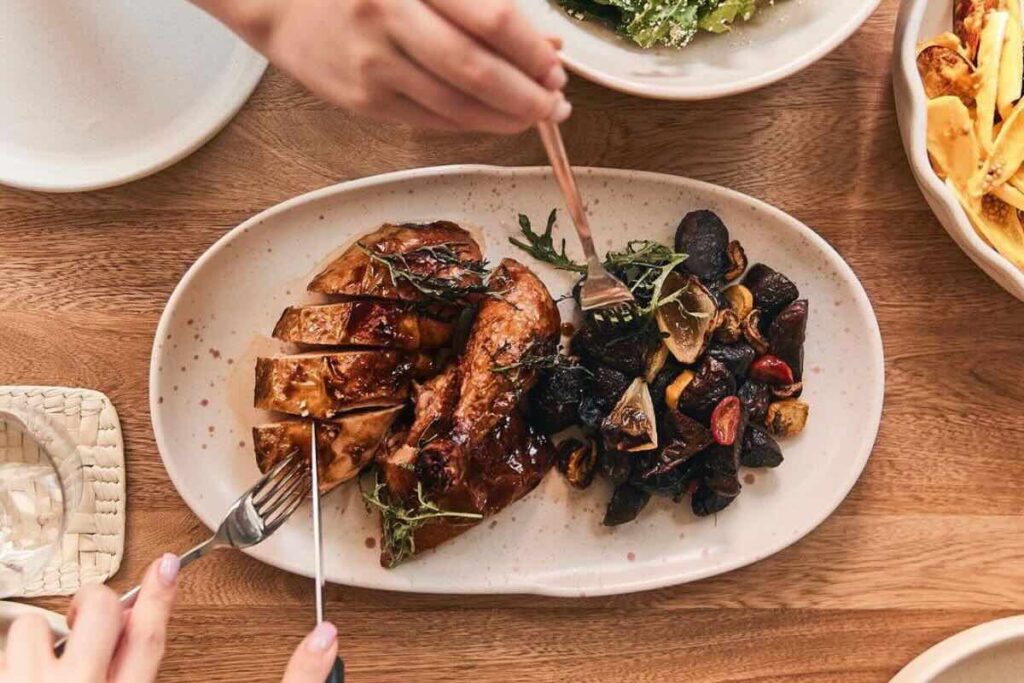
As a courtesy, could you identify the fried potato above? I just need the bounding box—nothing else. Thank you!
[956,0,1001,60]
[971,100,1024,195]
[998,12,1024,118]
[917,44,976,105]
[976,10,1009,151]
[927,96,983,188]
[949,180,1024,268]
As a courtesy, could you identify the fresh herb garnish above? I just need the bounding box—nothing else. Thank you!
[510,210,587,274]
[360,242,491,303]
[362,475,482,568]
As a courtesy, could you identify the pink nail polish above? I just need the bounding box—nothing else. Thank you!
[308,622,337,652]
[543,63,568,91]
[158,553,180,586]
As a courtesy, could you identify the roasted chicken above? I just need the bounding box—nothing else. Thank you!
[254,351,433,418]
[253,406,403,492]
[273,300,455,350]
[377,259,560,564]
[308,221,484,302]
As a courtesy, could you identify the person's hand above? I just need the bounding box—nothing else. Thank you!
[0,553,180,683]
[280,622,341,683]
[196,0,570,132]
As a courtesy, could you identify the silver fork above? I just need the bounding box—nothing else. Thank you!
[53,454,308,654]
[537,118,635,312]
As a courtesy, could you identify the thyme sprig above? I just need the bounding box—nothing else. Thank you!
[509,210,587,274]
[362,475,482,568]
[360,242,491,303]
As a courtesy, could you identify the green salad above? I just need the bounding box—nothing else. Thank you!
[557,0,771,49]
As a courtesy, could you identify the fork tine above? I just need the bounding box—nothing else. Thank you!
[250,455,299,499]
[265,493,306,533]
[253,458,304,510]
[259,470,308,520]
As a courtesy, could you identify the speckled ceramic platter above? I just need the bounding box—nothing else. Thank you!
[150,166,884,597]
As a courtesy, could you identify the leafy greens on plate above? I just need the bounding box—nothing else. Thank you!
[557,0,770,49]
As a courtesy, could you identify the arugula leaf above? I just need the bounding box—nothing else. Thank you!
[509,210,587,274]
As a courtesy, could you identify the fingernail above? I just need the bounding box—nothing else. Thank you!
[307,622,337,653]
[542,63,568,90]
[158,553,180,587]
[552,97,572,123]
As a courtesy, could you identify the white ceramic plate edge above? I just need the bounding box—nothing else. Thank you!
[891,615,1024,682]
[150,165,885,596]
[0,50,267,194]
[555,0,883,100]
[893,0,1024,302]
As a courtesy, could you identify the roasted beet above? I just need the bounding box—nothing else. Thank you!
[603,483,651,526]
[705,342,756,377]
[571,320,653,376]
[691,481,737,517]
[529,359,591,433]
[575,364,632,430]
[768,299,808,381]
[674,210,731,284]
[637,462,700,501]
[737,380,771,423]
[742,264,799,322]
[598,446,632,486]
[661,410,714,451]
[676,356,736,423]
[741,424,784,468]
[649,358,685,413]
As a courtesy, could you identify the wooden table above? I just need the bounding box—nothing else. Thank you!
[4,1,1023,680]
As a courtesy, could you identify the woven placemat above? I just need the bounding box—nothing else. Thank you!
[0,386,125,597]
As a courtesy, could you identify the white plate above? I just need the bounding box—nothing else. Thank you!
[0,0,266,193]
[150,165,884,597]
[892,616,1024,682]
[0,602,67,646]
[518,0,882,99]
[893,0,1024,302]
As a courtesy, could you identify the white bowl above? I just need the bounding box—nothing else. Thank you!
[891,616,1024,682]
[893,0,1024,302]
[518,0,882,99]
[150,165,884,597]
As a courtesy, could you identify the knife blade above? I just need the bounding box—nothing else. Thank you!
[310,422,345,683]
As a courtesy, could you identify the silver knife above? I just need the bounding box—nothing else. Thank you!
[310,422,344,683]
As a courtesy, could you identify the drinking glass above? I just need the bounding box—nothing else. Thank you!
[0,407,83,598]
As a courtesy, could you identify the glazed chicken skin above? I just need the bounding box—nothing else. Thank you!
[378,258,560,564]
[308,221,484,302]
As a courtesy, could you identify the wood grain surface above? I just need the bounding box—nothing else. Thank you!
[3,1,1024,680]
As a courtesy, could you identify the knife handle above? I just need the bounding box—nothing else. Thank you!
[325,657,344,683]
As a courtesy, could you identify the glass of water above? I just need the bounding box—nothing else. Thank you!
[0,407,83,597]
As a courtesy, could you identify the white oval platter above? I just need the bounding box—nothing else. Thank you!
[150,165,884,597]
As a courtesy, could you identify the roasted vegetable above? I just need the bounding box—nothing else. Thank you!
[663,369,695,411]
[603,483,651,527]
[741,309,770,354]
[710,396,743,446]
[602,378,659,452]
[676,356,736,423]
[766,399,810,437]
[576,364,634,430]
[737,380,772,424]
[741,424,784,468]
[598,446,632,486]
[674,210,731,284]
[724,240,748,281]
[768,299,808,381]
[649,358,686,413]
[723,284,754,319]
[557,437,599,489]
[954,0,998,61]
[713,308,742,343]
[571,319,655,377]
[705,342,756,378]
[916,44,976,105]
[742,264,800,322]
[529,358,592,433]
[659,411,713,462]
[656,274,719,363]
[749,355,796,386]
[691,480,737,517]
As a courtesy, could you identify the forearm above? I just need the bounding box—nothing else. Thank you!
[190,0,281,49]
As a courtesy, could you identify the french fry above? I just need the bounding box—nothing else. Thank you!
[956,0,1001,60]
[992,181,1024,210]
[975,10,1009,152]
[971,99,1024,195]
[917,44,976,105]
[998,14,1024,118]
